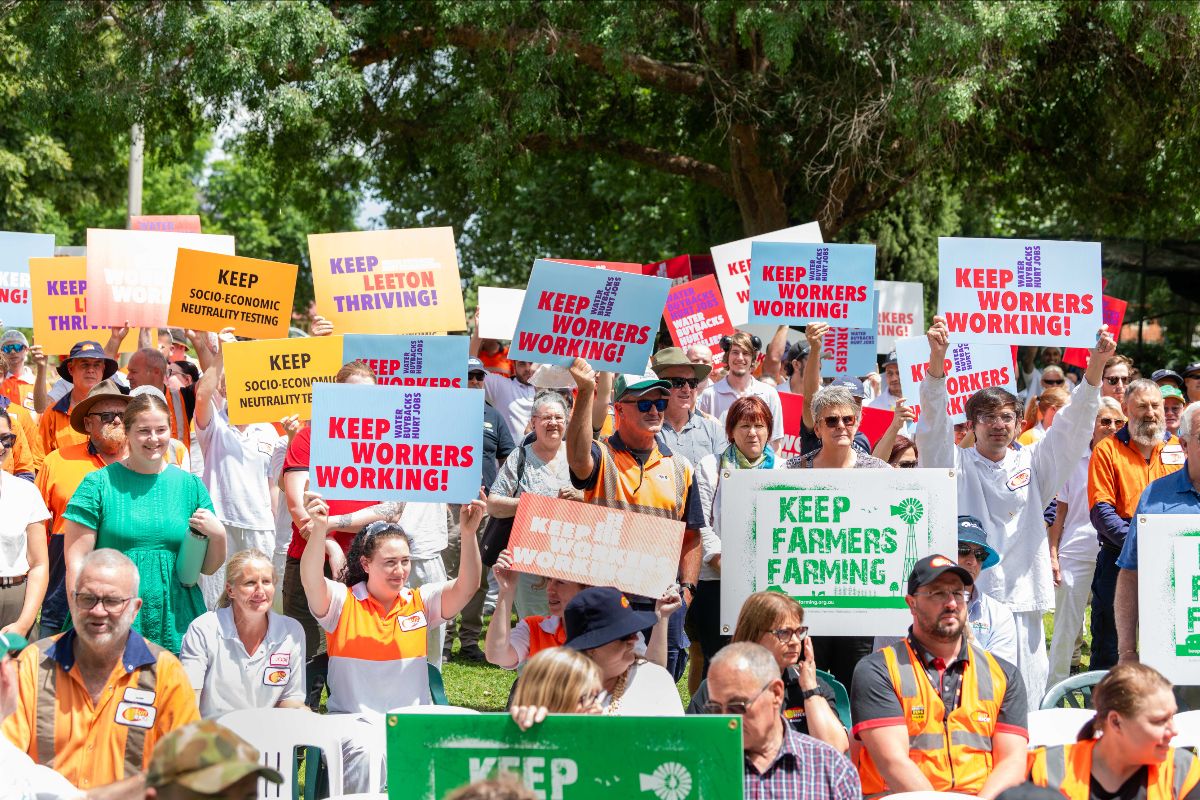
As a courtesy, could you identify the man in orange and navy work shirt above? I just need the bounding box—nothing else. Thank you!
[0,330,36,410]
[2,549,197,792]
[1087,379,1183,671]
[37,340,118,457]
[851,555,1029,799]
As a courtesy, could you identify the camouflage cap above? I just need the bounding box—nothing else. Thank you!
[146,720,283,793]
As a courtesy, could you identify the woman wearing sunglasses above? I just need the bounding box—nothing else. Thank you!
[0,411,50,636]
[688,591,848,751]
[690,396,779,675]
[787,384,892,470]
[1046,396,1127,688]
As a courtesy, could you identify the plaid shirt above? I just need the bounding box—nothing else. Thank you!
[744,720,861,799]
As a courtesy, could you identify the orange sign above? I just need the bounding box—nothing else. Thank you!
[167,249,298,338]
[508,494,684,597]
[129,215,202,233]
[29,257,141,354]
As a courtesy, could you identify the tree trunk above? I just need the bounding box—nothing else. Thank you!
[728,123,789,235]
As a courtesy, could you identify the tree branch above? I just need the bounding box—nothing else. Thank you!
[350,25,706,95]
[519,133,731,194]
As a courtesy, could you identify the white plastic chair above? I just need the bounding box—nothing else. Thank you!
[1027,707,1095,749]
[218,708,345,799]
[1171,709,1200,750]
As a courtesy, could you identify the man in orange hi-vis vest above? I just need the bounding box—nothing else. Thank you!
[851,555,1030,798]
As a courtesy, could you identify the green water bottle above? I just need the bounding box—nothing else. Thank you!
[176,527,209,588]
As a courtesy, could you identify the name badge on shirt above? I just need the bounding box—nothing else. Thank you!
[1006,468,1031,491]
[115,701,157,729]
[257,441,275,457]
[398,611,428,632]
[264,668,290,686]
[269,653,290,668]
[123,687,156,705]
[1162,444,1185,465]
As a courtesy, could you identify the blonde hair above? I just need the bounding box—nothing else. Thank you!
[218,549,276,609]
[732,591,804,644]
[1077,662,1173,740]
[510,647,601,712]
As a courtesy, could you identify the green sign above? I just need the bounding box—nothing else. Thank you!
[386,713,744,800]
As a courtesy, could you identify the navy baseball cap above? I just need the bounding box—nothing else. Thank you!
[1183,362,1200,378]
[564,587,658,651]
[957,516,999,570]
[882,350,898,367]
[907,554,974,595]
[827,376,866,399]
[1151,369,1183,389]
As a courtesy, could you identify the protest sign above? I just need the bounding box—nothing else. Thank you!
[1137,515,1200,684]
[643,253,693,285]
[508,494,684,598]
[1062,295,1127,369]
[85,229,235,327]
[663,275,735,362]
[710,222,822,327]
[875,280,925,354]
[937,237,1102,347]
[0,232,55,327]
[167,249,297,339]
[720,468,957,634]
[819,326,877,379]
[309,382,482,502]
[30,257,141,354]
[894,336,1017,424]
[508,259,670,373]
[476,286,526,341]
[546,258,643,274]
[222,335,345,424]
[777,391,894,461]
[128,215,202,233]
[341,335,468,387]
[387,713,744,800]
[308,227,466,335]
[748,241,876,329]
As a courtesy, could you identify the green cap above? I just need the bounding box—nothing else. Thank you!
[0,631,28,655]
[1161,385,1185,403]
[146,720,283,792]
[613,374,672,401]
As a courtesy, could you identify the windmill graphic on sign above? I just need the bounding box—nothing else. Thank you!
[891,497,924,592]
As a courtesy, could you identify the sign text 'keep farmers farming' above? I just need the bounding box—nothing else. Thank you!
[937,237,1101,346]
[508,260,670,373]
[893,336,1016,424]
[309,383,482,502]
[748,242,876,328]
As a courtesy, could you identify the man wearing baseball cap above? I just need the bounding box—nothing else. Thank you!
[852,555,1029,798]
[0,329,34,408]
[1162,384,1186,438]
[145,719,282,799]
[1184,362,1200,403]
[650,347,723,469]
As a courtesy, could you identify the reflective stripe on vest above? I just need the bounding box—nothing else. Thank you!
[595,443,687,520]
[1034,741,1200,800]
[33,637,161,776]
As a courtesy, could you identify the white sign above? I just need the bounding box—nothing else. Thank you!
[1138,515,1200,684]
[893,336,1017,424]
[476,286,526,341]
[720,468,957,635]
[710,222,822,327]
[875,280,925,354]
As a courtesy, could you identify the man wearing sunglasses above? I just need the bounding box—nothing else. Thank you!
[650,347,723,470]
[1100,354,1134,404]
[567,358,705,680]
[853,554,1029,798]
[0,330,34,409]
[706,642,859,799]
[915,315,1114,708]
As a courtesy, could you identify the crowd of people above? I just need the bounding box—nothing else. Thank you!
[0,302,1196,800]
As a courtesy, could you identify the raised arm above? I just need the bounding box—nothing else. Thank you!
[914,315,954,468]
[762,325,789,385]
[103,322,132,360]
[483,548,523,668]
[30,345,50,414]
[871,400,915,460]
[439,494,485,619]
[194,327,232,431]
[566,358,597,481]
[801,322,828,429]
[591,371,614,435]
[300,493,335,618]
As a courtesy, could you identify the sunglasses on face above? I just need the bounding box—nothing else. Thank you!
[896,460,918,468]
[467,372,486,381]
[0,433,15,448]
[1105,376,1131,386]
[1098,417,1126,428]
[820,415,856,429]
[958,545,988,561]
[625,397,668,413]
[1,344,25,354]
[701,680,773,716]
[86,411,124,425]
[668,377,700,390]
[1041,378,1065,386]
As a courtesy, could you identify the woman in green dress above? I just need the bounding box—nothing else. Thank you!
[63,391,227,653]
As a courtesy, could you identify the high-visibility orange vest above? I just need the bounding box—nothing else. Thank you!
[1030,739,1200,800]
[856,639,1009,796]
[523,615,567,659]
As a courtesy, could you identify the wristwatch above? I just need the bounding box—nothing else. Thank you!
[679,582,698,596]
[799,687,823,701]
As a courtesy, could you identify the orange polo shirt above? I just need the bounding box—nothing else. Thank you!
[36,441,106,534]
[1088,427,1185,519]
[39,394,88,457]
[2,630,199,790]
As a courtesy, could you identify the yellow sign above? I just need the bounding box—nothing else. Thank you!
[30,257,140,355]
[167,249,298,339]
[222,335,345,424]
[308,228,466,335]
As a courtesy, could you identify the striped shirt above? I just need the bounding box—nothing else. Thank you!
[744,721,861,800]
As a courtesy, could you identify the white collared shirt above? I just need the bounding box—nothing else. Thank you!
[696,375,784,443]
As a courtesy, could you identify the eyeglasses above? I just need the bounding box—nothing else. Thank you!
[1105,376,1131,386]
[1097,417,1126,428]
[957,545,989,561]
[770,625,809,643]
[975,413,1017,426]
[467,372,486,381]
[0,344,26,354]
[820,415,856,428]
[667,377,700,390]
[912,589,972,604]
[0,433,15,448]
[536,415,565,424]
[1041,378,1065,386]
[86,411,124,425]
[702,680,773,715]
[625,398,668,413]
[73,592,133,612]
[895,461,918,469]
[579,689,603,711]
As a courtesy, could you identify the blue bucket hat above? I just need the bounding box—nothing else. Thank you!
[564,587,658,651]
[57,339,118,381]
[957,515,1000,569]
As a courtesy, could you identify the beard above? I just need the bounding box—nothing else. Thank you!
[93,426,127,455]
[1129,415,1165,447]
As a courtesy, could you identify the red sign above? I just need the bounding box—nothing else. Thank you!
[546,258,642,274]
[778,391,893,462]
[663,275,735,363]
[1062,295,1127,369]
